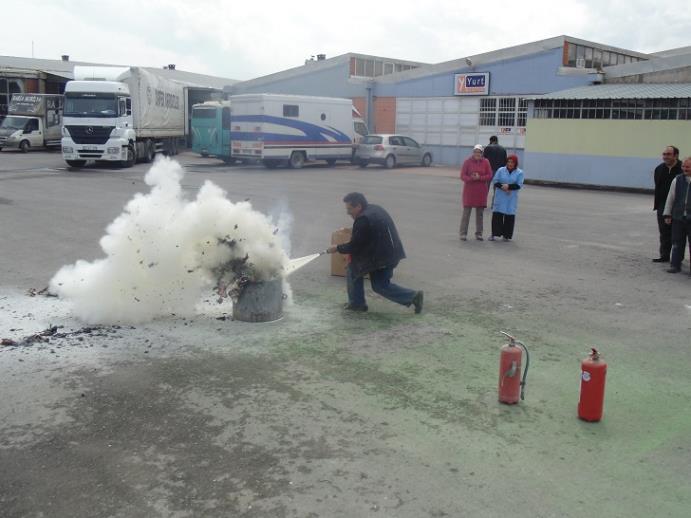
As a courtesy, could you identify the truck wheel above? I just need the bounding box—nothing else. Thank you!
[121,145,136,168]
[66,160,86,168]
[144,140,155,163]
[20,140,30,153]
[325,159,336,167]
[263,159,279,169]
[289,151,305,169]
[384,154,396,169]
[421,153,432,167]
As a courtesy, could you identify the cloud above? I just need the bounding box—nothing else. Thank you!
[4,0,691,81]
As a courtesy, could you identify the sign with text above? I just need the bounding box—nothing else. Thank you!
[453,73,490,96]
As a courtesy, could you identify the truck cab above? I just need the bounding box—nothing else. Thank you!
[0,94,63,152]
[61,80,135,167]
[0,116,39,151]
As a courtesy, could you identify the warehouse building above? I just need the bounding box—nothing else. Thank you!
[525,51,691,189]
[228,36,649,165]
[0,55,239,141]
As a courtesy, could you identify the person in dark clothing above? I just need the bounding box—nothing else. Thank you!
[663,157,691,274]
[483,136,508,175]
[327,192,423,313]
[653,145,682,263]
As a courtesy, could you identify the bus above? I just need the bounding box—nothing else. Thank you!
[191,100,232,162]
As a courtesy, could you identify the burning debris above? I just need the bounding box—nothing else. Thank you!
[48,157,290,324]
[1,324,126,347]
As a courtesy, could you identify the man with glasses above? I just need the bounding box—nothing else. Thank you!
[652,146,682,263]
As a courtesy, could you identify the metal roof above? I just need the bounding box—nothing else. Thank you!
[533,83,691,100]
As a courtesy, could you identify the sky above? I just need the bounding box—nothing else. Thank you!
[4,0,690,81]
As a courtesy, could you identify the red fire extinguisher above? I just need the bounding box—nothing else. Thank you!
[578,348,607,422]
[498,331,530,404]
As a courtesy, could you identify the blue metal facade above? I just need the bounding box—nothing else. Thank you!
[374,48,593,97]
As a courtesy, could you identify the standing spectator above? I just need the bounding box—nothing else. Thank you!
[483,135,508,175]
[662,156,691,274]
[489,154,524,242]
[460,144,493,240]
[653,146,682,263]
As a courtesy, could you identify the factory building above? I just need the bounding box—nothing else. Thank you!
[525,52,691,189]
[3,35,690,190]
[0,55,239,143]
[228,36,649,166]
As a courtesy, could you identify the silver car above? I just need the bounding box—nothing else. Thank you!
[355,134,432,169]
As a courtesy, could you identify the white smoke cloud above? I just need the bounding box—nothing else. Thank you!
[49,157,289,324]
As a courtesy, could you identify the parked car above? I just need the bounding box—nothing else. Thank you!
[355,134,432,169]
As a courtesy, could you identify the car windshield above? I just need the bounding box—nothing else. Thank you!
[0,116,30,130]
[64,94,118,117]
[362,136,382,144]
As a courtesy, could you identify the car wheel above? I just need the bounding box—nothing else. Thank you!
[66,160,86,168]
[19,140,30,153]
[384,154,396,169]
[358,160,369,168]
[289,151,305,169]
[422,153,432,167]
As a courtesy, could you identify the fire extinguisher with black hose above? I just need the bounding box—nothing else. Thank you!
[498,331,530,404]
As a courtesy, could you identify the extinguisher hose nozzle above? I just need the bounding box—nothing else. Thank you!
[516,340,530,401]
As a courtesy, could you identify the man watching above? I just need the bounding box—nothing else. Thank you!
[483,135,508,175]
[327,192,423,313]
[663,156,691,274]
[653,146,682,263]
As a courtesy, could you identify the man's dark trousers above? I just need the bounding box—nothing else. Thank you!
[346,265,417,308]
[656,209,673,260]
[670,218,691,271]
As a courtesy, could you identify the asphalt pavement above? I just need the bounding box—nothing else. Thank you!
[1,149,690,517]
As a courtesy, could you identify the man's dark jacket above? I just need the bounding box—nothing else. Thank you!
[336,204,406,277]
[670,174,691,221]
[654,160,682,210]
[483,144,507,173]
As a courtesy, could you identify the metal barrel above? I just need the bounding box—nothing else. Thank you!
[232,278,284,323]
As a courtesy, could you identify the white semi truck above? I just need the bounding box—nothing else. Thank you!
[0,94,63,152]
[61,66,185,168]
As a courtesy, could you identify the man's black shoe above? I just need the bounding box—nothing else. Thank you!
[412,291,424,314]
[667,267,681,273]
[344,303,368,312]
[652,257,670,263]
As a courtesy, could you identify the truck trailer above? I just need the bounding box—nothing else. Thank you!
[61,66,185,168]
[0,94,63,152]
[230,94,362,169]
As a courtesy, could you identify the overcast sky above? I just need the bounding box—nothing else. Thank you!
[4,0,690,80]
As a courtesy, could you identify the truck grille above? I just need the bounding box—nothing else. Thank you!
[65,125,114,145]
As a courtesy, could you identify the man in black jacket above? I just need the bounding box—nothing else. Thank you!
[483,136,507,175]
[653,145,682,263]
[327,192,423,313]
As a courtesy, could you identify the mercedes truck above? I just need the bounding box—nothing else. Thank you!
[61,66,185,168]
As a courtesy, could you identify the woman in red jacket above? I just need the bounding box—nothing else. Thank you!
[460,144,493,240]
